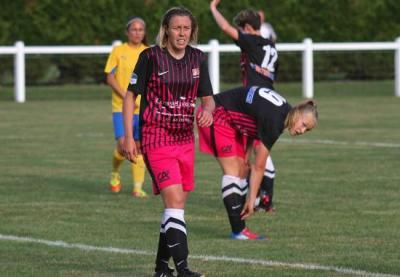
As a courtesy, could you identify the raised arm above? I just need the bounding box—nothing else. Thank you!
[210,0,239,40]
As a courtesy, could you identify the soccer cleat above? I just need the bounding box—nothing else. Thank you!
[153,267,175,277]
[109,172,122,193]
[265,205,276,214]
[231,227,266,240]
[177,268,204,277]
[132,188,148,198]
[254,189,272,212]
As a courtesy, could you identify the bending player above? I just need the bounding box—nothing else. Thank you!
[198,86,318,239]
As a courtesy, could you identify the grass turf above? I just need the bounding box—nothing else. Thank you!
[0,81,399,276]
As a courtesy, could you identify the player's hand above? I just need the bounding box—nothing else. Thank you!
[122,137,138,163]
[210,0,220,8]
[197,109,213,127]
[240,199,255,220]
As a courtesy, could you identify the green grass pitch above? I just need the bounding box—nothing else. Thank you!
[0,81,399,276]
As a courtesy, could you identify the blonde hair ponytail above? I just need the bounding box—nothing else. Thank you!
[285,99,318,129]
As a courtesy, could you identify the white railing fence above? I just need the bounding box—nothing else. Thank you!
[1,38,400,103]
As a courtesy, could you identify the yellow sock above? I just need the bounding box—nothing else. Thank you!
[112,148,125,173]
[132,154,145,190]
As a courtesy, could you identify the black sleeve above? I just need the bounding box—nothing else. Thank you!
[127,51,151,96]
[235,31,253,52]
[197,56,214,97]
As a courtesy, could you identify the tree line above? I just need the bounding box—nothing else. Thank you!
[1,0,399,85]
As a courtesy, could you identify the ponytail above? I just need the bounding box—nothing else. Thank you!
[285,99,318,129]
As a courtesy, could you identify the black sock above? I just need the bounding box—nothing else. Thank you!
[221,175,246,233]
[163,208,189,272]
[155,231,171,272]
[261,176,274,207]
[262,176,274,197]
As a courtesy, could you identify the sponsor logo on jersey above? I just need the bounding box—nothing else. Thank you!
[130,73,138,85]
[158,70,169,76]
[157,170,170,183]
[192,68,199,78]
[245,86,258,104]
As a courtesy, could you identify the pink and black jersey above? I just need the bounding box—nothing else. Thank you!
[214,86,290,150]
[235,32,278,88]
[127,45,213,153]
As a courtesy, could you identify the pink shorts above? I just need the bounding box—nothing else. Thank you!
[198,122,245,158]
[143,143,195,195]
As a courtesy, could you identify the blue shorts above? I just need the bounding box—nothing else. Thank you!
[112,112,140,140]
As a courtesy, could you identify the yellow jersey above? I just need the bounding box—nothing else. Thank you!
[104,42,148,113]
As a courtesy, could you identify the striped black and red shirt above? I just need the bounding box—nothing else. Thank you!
[214,86,291,150]
[127,45,213,153]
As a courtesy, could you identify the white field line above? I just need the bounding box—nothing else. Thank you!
[279,138,400,148]
[1,234,398,277]
[1,133,399,149]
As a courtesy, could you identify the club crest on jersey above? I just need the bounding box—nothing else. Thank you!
[130,73,138,85]
[192,68,199,79]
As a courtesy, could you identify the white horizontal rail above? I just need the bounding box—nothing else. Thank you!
[1,38,400,102]
[0,46,17,54]
[314,42,398,51]
[3,42,398,54]
[24,46,113,54]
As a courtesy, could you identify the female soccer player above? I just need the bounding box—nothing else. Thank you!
[198,86,318,239]
[121,7,214,277]
[210,0,280,238]
[104,17,149,197]
[210,0,278,88]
